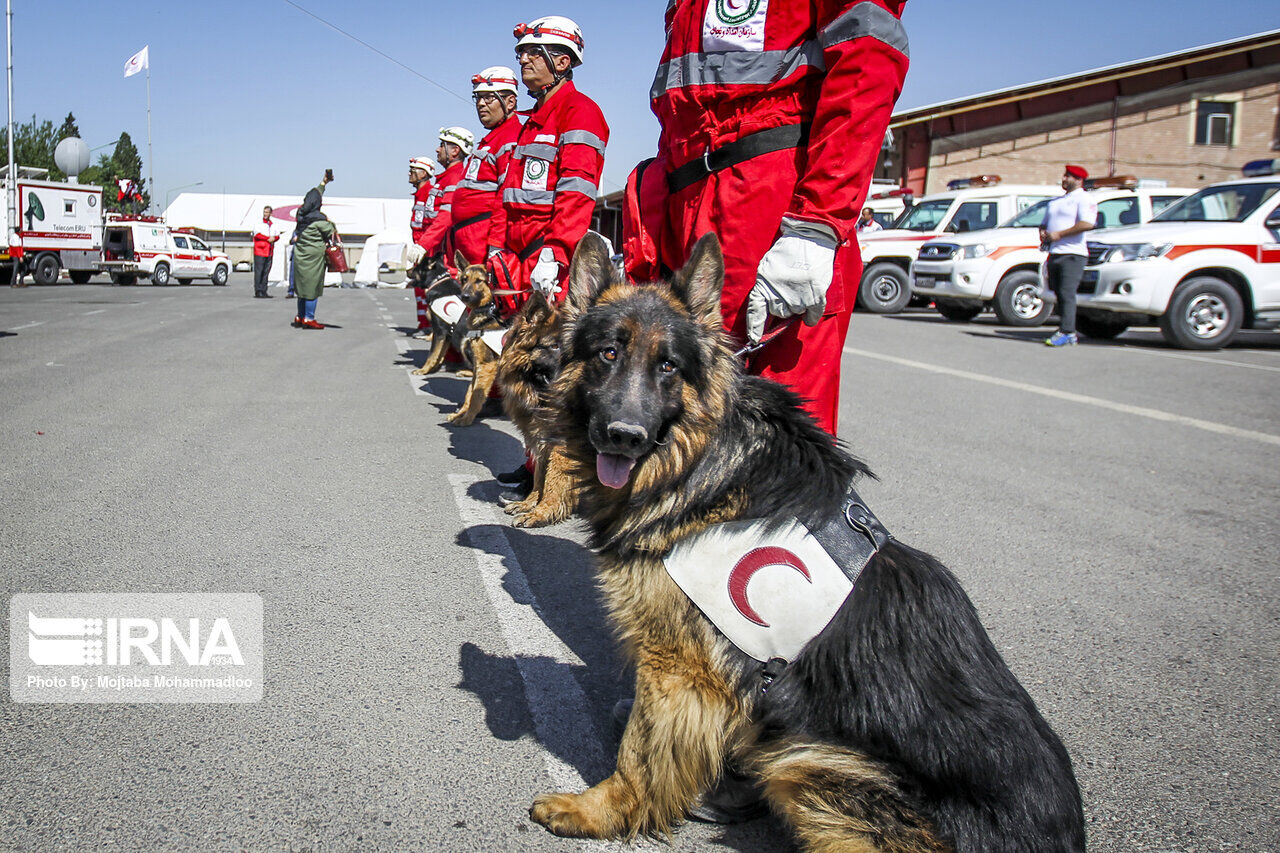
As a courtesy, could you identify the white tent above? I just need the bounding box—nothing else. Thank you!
[353,225,412,286]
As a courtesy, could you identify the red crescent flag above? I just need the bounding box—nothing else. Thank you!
[124,46,149,78]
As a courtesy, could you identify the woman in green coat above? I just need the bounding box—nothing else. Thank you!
[291,174,337,329]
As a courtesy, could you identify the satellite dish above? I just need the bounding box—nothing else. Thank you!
[54,137,91,181]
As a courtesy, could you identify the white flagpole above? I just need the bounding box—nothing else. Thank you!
[6,0,16,282]
[146,59,152,214]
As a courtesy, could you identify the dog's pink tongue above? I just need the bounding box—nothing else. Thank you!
[596,453,636,489]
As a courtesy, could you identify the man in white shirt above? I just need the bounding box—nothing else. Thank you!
[1039,164,1097,346]
[856,207,884,233]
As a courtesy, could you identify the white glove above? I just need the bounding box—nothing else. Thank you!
[746,217,838,343]
[530,247,561,295]
[405,243,426,267]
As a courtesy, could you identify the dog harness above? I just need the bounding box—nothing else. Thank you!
[663,484,889,677]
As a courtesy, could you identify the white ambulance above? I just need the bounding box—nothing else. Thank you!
[856,176,1059,313]
[100,216,231,286]
[909,179,1191,325]
[1075,162,1280,348]
[0,167,104,285]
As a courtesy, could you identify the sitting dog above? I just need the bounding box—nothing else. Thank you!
[409,256,466,377]
[495,291,578,528]
[529,233,1086,852]
[446,253,508,426]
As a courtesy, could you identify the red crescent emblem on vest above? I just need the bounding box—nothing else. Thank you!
[727,546,811,627]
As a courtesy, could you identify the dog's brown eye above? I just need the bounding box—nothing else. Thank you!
[659,360,676,375]
[600,347,617,363]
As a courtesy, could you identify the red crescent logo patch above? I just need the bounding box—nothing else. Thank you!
[726,546,811,627]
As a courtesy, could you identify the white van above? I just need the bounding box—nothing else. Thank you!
[101,216,231,286]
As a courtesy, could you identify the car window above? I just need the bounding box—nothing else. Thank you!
[1003,198,1050,228]
[1155,183,1280,222]
[172,235,189,249]
[894,199,952,231]
[1016,195,1052,212]
[189,238,208,252]
[1096,197,1140,228]
[1151,196,1184,216]
[947,201,999,233]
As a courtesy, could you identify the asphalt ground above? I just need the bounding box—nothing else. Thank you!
[1,272,1276,852]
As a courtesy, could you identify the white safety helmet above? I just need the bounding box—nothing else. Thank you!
[408,156,434,174]
[438,126,475,156]
[472,66,519,95]
[513,15,584,67]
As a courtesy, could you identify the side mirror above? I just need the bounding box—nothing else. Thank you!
[1265,212,1280,231]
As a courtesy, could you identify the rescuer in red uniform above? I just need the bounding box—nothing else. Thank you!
[494,16,609,299]
[407,156,436,336]
[452,66,523,274]
[416,126,475,271]
[625,0,910,436]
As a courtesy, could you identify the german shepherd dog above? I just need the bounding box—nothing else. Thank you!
[495,291,578,528]
[529,233,1086,852]
[409,256,465,377]
[446,253,507,426]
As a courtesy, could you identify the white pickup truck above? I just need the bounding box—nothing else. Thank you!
[910,182,1191,325]
[1076,163,1280,348]
[856,177,1058,313]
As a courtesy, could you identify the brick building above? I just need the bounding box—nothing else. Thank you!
[888,30,1280,195]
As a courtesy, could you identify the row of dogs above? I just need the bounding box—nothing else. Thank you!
[406,240,1086,851]
[408,252,577,528]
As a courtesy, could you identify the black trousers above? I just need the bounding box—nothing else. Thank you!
[1046,253,1085,334]
[253,255,271,295]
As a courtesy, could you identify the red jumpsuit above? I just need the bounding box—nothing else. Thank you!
[417,160,466,263]
[496,80,609,298]
[451,114,522,267]
[625,0,909,435]
[410,179,435,330]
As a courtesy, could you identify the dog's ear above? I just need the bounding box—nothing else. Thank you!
[566,232,617,316]
[671,232,724,327]
[523,290,550,325]
[454,250,468,273]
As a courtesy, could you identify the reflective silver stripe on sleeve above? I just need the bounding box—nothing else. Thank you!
[560,130,606,153]
[496,142,517,156]
[650,40,824,98]
[483,152,499,165]
[554,177,598,198]
[457,179,499,192]
[442,184,459,193]
[503,188,555,205]
[515,142,558,160]
[439,204,452,212]
[820,2,909,56]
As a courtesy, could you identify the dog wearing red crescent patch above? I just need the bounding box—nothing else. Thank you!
[527,232,1085,852]
[727,546,811,627]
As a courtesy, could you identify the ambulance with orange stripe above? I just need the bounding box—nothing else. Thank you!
[1077,161,1280,349]
[909,179,1191,326]
[856,176,1059,313]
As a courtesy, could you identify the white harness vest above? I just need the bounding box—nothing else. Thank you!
[662,490,889,665]
[430,295,466,325]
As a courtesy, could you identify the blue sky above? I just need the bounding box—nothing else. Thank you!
[10,1,1278,207]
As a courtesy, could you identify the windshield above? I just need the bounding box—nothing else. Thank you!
[1154,183,1280,223]
[1002,199,1051,228]
[892,199,952,231]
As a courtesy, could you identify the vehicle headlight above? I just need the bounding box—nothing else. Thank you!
[1105,243,1172,262]
[959,243,993,259]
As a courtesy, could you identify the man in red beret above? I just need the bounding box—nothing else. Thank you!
[1040,164,1098,346]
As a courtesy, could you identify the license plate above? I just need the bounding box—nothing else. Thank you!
[913,276,935,289]
[1081,270,1099,283]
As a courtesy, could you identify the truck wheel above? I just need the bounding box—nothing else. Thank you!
[69,270,93,285]
[935,299,982,322]
[212,265,228,286]
[858,263,911,314]
[1076,311,1131,340]
[32,254,61,286]
[112,273,138,286]
[1158,277,1243,350]
[152,262,171,286]
[993,271,1051,326]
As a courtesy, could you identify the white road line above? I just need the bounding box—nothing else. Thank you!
[10,320,45,330]
[844,347,1280,448]
[1116,344,1280,373]
[81,309,106,316]
[405,369,431,395]
[448,474,622,845]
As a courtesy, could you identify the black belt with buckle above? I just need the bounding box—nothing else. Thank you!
[667,124,810,194]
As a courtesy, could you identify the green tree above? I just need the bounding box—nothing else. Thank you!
[56,112,81,139]
[79,132,149,212]
[0,114,65,180]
